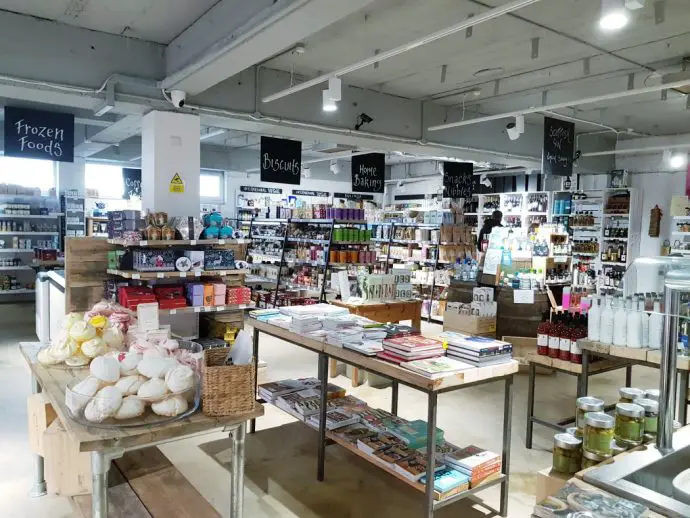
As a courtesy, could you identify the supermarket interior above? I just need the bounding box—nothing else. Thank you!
[5,1,690,518]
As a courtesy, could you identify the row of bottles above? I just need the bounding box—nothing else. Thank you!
[546,267,571,284]
[587,295,662,349]
[570,212,596,227]
[572,239,599,254]
[552,241,571,255]
[601,267,624,289]
[483,195,500,211]
[537,311,588,364]
[604,221,629,238]
[601,244,627,263]
[503,216,522,228]
[527,194,548,213]
[553,198,573,215]
[503,195,522,211]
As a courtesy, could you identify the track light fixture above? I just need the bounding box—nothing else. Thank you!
[506,115,525,141]
[322,90,337,112]
[599,0,630,31]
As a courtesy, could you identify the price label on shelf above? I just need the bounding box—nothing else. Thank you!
[179,272,187,277]
[139,241,148,246]
[170,309,177,315]
[157,272,165,279]
[218,271,226,276]
[194,271,201,277]
[204,306,212,312]
[190,240,197,245]
[216,306,225,312]
[218,239,225,245]
[132,273,141,280]
[194,307,201,313]
[513,290,534,304]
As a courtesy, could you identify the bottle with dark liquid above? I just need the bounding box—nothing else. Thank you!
[548,312,562,359]
[537,311,551,356]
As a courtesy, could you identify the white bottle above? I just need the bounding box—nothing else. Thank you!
[627,295,642,348]
[588,295,601,341]
[648,300,664,349]
[639,298,650,347]
[613,297,629,346]
[600,296,614,345]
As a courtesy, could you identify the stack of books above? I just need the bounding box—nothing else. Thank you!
[258,377,337,403]
[289,314,322,334]
[400,357,473,379]
[441,334,513,367]
[420,468,470,501]
[395,452,446,482]
[385,419,445,449]
[380,323,420,338]
[377,335,445,364]
[444,445,502,488]
[306,408,359,430]
[342,339,383,356]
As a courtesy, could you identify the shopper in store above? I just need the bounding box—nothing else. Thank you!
[478,210,503,252]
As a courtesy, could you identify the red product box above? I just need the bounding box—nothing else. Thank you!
[118,286,156,311]
[153,285,184,298]
[157,297,188,309]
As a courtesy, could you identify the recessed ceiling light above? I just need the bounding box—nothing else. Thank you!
[599,0,630,31]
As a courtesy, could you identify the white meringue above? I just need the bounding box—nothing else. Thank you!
[142,346,169,359]
[37,347,60,365]
[89,356,121,383]
[159,339,179,351]
[48,337,78,362]
[65,353,90,367]
[61,312,84,330]
[137,357,177,379]
[102,327,124,349]
[164,365,195,393]
[151,395,188,417]
[81,337,106,358]
[114,396,145,420]
[66,376,102,414]
[84,386,123,422]
[137,378,168,400]
[69,321,97,342]
[115,375,146,396]
[116,351,142,375]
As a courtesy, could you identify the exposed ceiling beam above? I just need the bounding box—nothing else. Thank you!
[162,0,377,95]
[74,115,144,157]
[428,77,690,131]
[261,0,544,103]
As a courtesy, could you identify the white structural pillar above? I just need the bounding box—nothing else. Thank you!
[57,157,85,194]
[141,111,200,217]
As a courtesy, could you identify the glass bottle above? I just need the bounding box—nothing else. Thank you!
[600,296,614,345]
[639,297,650,348]
[588,295,601,341]
[613,296,628,347]
[548,312,561,359]
[537,311,551,356]
[626,295,642,348]
[559,313,572,362]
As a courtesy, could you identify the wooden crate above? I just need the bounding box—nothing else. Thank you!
[27,393,58,456]
[535,467,570,503]
[43,419,92,496]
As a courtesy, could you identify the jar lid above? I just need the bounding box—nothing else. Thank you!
[619,387,644,400]
[632,398,659,413]
[577,396,605,412]
[554,433,582,450]
[585,411,615,428]
[611,439,628,455]
[616,402,645,418]
[565,426,579,436]
[644,389,660,401]
[583,449,611,461]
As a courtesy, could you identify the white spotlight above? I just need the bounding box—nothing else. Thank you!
[302,166,312,178]
[670,153,688,169]
[328,77,342,102]
[515,114,525,134]
[506,121,521,141]
[599,0,630,31]
[322,90,337,112]
[330,160,340,175]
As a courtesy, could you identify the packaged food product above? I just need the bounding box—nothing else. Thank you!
[618,387,644,404]
[565,426,582,439]
[576,396,604,433]
[633,397,659,437]
[552,433,582,474]
[644,388,660,402]
[610,438,627,456]
[614,402,645,447]
[581,449,611,470]
[583,412,614,456]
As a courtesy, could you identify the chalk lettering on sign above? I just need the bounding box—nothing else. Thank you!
[14,119,65,158]
[262,154,301,176]
[443,162,476,199]
[542,116,575,176]
[260,136,302,185]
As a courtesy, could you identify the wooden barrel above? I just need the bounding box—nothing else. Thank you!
[496,286,549,340]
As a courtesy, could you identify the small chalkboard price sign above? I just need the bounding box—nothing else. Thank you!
[122,168,141,199]
[333,192,374,201]
[352,153,385,193]
[443,162,477,198]
[293,189,329,197]
[260,136,302,185]
[240,186,282,194]
[542,116,575,176]
[4,106,74,162]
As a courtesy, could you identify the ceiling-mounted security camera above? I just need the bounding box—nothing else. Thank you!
[169,90,187,108]
[355,113,374,130]
[330,160,340,175]
[480,174,492,188]
[506,122,520,141]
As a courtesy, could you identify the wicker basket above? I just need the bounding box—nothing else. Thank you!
[202,348,256,417]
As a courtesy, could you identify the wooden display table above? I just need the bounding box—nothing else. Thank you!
[329,299,423,386]
[248,318,517,518]
[20,343,263,518]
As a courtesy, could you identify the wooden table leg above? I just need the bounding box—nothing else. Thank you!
[411,316,422,330]
[352,367,363,387]
[329,358,337,378]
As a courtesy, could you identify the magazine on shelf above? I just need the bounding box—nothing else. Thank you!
[380,323,421,338]
[332,424,377,445]
[419,468,470,501]
[445,350,513,367]
[395,453,446,482]
[373,445,415,467]
[382,335,444,351]
[438,333,513,357]
[342,340,384,356]
[385,419,445,449]
[306,408,359,431]
[376,350,444,365]
[400,357,474,379]
[357,433,405,455]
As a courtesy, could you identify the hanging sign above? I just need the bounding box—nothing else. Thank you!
[333,192,374,201]
[443,162,476,198]
[292,189,329,197]
[122,168,141,199]
[542,116,575,176]
[352,153,385,193]
[260,136,301,185]
[169,173,185,193]
[240,186,282,194]
[4,106,74,162]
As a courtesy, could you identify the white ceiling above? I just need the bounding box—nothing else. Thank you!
[0,0,219,43]
[264,0,690,135]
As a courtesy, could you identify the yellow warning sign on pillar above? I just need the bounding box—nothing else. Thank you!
[169,173,185,193]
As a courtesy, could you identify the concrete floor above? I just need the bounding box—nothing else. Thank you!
[1,307,662,517]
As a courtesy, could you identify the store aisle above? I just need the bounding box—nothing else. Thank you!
[2,317,661,518]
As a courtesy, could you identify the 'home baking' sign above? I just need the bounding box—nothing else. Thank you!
[351,153,385,193]
[4,106,74,162]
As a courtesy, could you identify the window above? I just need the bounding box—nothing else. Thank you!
[85,163,124,199]
[0,156,54,191]
[200,170,224,202]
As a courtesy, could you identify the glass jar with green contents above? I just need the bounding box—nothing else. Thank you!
[576,397,605,434]
[552,433,582,474]
[633,397,659,439]
[611,438,627,456]
[582,449,611,470]
[615,402,645,446]
[618,387,644,404]
[584,412,615,456]
[644,389,659,402]
[566,426,582,439]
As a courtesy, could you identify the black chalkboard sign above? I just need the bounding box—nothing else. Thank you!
[241,186,282,194]
[443,162,477,198]
[4,106,74,162]
[293,189,329,197]
[542,116,575,176]
[352,153,385,193]
[333,192,375,201]
[122,168,141,199]
[260,136,301,185]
